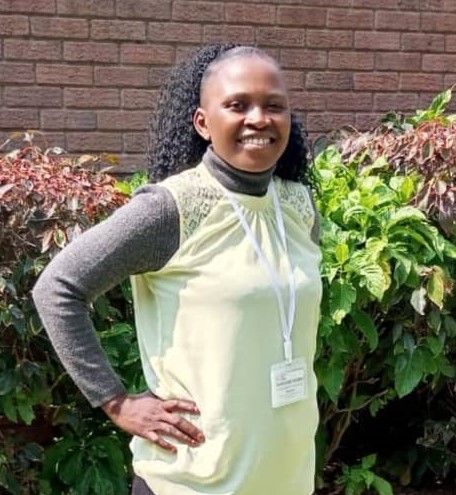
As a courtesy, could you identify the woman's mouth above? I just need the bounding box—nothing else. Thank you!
[239,137,274,148]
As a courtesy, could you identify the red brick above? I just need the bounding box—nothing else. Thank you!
[203,25,254,44]
[307,29,353,49]
[172,1,222,22]
[31,17,89,39]
[98,111,150,130]
[375,53,421,71]
[64,42,118,63]
[37,65,92,85]
[328,9,373,30]
[407,0,443,9]
[373,93,419,112]
[444,74,456,87]
[0,63,34,83]
[256,27,305,47]
[149,67,171,87]
[423,54,456,72]
[282,70,304,90]
[91,20,146,41]
[306,72,353,90]
[122,89,158,109]
[280,49,327,69]
[277,6,326,27]
[444,0,456,11]
[422,13,456,32]
[116,0,171,20]
[288,91,326,111]
[402,33,445,52]
[376,0,441,10]
[0,109,38,129]
[120,44,174,65]
[66,132,123,152]
[354,73,399,91]
[225,3,275,24]
[445,35,456,52]
[355,31,400,51]
[95,67,149,87]
[326,92,373,111]
[4,87,62,107]
[57,0,114,16]
[305,0,350,4]
[376,11,420,31]
[4,40,62,61]
[124,132,148,153]
[307,112,355,133]
[0,0,55,13]
[41,110,97,130]
[148,22,202,43]
[353,0,398,7]
[0,14,28,35]
[328,51,374,70]
[355,113,383,130]
[64,88,120,108]
[400,73,444,91]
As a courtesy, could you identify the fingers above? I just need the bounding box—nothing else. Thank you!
[163,398,200,414]
[102,393,206,452]
[164,411,206,443]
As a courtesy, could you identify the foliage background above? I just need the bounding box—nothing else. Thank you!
[1,93,455,494]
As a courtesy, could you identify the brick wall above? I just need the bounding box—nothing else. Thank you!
[1,0,455,173]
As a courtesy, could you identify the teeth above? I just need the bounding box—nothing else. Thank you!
[241,137,271,146]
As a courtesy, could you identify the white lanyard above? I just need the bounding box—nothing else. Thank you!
[223,181,296,362]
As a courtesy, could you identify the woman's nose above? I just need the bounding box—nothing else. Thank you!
[245,106,269,127]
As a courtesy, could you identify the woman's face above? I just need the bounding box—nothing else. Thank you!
[193,56,291,173]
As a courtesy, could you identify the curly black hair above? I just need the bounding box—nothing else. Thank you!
[147,43,309,184]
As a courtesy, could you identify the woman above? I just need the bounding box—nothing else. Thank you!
[33,43,322,495]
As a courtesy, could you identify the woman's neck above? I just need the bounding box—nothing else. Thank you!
[202,146,274,197]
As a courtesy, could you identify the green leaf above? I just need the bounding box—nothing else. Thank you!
[17,401,35,425]
[351,310,378,351]
[372,475,394,495]
[395,351,423,397]
[426,266,445,308]
[0,369,15,395]
[319,356,345,404]
[3,395,17,422]
[334,243,349,264]
[361,454,377,470]
[429,88,452,115]
[53,229,66,249]
[329,279,357,324]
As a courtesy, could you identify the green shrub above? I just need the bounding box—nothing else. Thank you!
[0,135,140,495]
[314,90,456,492]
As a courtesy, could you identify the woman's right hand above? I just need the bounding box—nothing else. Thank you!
[101,391,205,453]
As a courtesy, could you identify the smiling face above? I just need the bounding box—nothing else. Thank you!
[193,55,291,173]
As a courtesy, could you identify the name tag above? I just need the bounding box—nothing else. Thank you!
[270,358,307,408]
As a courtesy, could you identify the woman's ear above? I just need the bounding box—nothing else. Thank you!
[193,107,211,141]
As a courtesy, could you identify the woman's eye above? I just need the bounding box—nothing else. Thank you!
[268,103,286,111]
[227,101,245,111]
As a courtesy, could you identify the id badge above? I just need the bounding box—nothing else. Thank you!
[270,357,307,408]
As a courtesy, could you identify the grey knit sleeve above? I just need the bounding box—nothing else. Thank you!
[32,185,179,407]
[308,186,320,244]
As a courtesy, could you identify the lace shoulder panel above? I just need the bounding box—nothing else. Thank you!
[160,165,223,245]
[276,178,315,231]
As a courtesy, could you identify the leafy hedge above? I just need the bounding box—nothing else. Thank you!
[1,92,455,494]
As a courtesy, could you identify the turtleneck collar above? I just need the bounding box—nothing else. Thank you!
[202,146,275,197]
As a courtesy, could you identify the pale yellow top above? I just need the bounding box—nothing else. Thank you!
[130,163,322,495]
